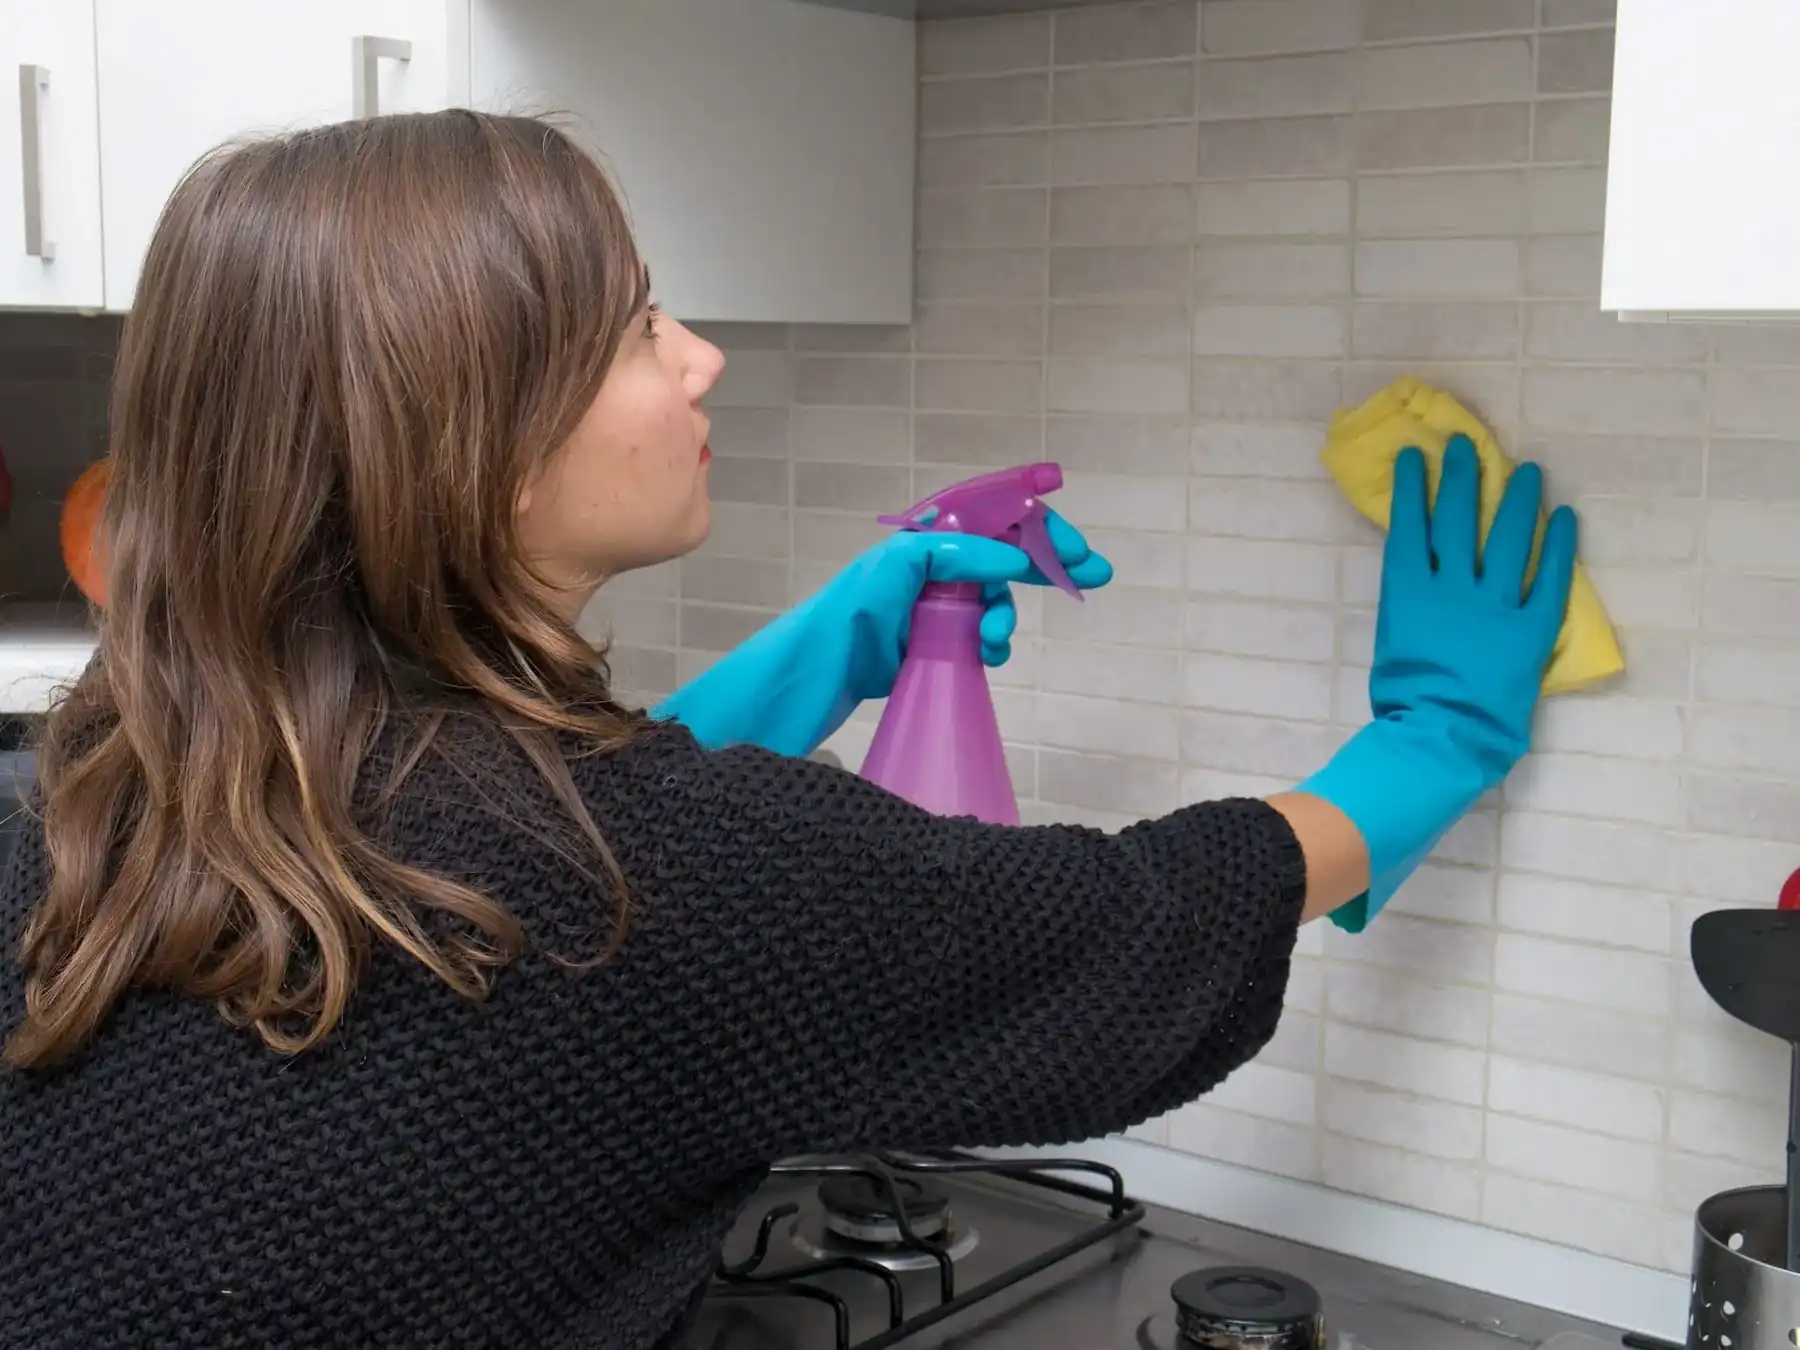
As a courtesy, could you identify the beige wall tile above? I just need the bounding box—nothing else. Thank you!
[1360,39,1533,110]
[1196,242,1351,299]
[1052,123,1199,185]
[791,407,909,464]
[1051,183,1194,244]
[1050,303,1191,357]
[1356,239,1522,297]
[794,355,912,407]
[1199,52,1355,119]
[1048,411,1191,472]
[1191,421,1329,478]
[915,411,1040,466]
[1202,0,1360,55]
[1539,29,1615,95]
[1363,0,1534,41]
[1357,170,1529,237]
[919,131,1049,186]
[1053,61,1194,124]
[1534,99,1611,163]
[1525,302,1707,363]
[1708,440,1800,502]
[1197,114,1354,178]
[1712,371,1800,435]
[1047,356,1189,413]
[794,462,910,511]
[1192,303,1348,358]
[1530,166,1607,233]
[915,357,1043,412]
[1197,178,1352,235]
[1542,0,1616,24]
[1055,1,1198,65]
[1192,358,1345,420]
[917,247,1047,300]
[1352,301,1520,360]
[920,73,1049,134]
[1358,104,1530,171]
[918,187,1048,247]
[920,14,1050,77]
[915,301,1046,356]
[1051,244,1192,298]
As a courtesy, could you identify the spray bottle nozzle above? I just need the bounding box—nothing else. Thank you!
[877,462,1082,601]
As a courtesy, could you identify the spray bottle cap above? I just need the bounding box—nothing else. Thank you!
[878,462,1082,601]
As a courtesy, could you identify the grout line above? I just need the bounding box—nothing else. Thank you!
[786,326,799,626]
[1310,0,1370,1190]
[1488,16,1543,1154]
[1033,8,1057,813]
[1179,0,1203,816]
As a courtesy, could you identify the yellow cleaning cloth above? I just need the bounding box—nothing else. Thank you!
[1322,377,1623,696]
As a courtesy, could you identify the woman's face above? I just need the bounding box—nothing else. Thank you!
[518,300,725,610]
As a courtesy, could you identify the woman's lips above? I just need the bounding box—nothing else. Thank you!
[699,444,712,464]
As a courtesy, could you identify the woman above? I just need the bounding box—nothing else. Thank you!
[0,112,1576,1349]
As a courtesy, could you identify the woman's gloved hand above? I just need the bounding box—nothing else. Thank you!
[652,511,1111,758]
[1297,435,1578,932]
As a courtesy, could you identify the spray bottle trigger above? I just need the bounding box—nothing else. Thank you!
[1016,512,1083,602]
[876,505,937,531]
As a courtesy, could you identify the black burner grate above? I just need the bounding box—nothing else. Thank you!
[706,1150,1145,1350]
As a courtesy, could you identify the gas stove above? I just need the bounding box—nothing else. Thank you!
[692,1151,1683,1350]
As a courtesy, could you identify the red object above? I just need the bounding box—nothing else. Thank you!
[60,458,110,607]
[1778,867,1800,912]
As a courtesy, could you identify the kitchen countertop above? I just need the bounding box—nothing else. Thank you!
[0,602,95,714]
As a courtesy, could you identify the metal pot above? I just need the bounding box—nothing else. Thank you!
[1690,1186,1800,1348]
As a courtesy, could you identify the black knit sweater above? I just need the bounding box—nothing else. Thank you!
[0,720,1307,1349]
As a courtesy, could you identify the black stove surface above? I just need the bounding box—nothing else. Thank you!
[689,1151,1672,1350]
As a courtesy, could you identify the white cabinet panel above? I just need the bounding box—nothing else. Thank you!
[470,0,915,324]
[0,2,104,310]
[1603,0,1800,315]
[94,0,459,311]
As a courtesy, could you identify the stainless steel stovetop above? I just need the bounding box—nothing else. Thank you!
[690,1153,1676,1350]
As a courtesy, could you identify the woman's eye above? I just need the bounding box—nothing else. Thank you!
[642,303,662,341]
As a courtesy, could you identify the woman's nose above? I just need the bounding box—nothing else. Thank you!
[685,327,726,398]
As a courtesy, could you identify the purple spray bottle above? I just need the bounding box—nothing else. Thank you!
[859,463,1081,825]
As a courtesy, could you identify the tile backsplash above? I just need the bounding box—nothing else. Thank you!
[592,0,1800,1276]
[0,314,116,602]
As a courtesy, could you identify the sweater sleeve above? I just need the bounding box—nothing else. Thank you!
[572,724,1308,1165]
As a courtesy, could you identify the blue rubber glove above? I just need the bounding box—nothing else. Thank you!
[652,511,1111,758]
[1297,436,1578,932]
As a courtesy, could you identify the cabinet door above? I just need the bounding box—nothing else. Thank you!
[1602,0,1800,315]
[0,2,104,309]
[470,0,914,325]
[94,0,459,311]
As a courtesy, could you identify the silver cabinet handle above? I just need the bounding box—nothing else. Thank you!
[17,64,53,262]
[351,35,412,119]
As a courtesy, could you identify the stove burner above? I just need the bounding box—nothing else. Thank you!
[716,1152,1144,1350]
[1171,1267,1324,1349]
[820,1174,950,1243]
[791,1171,981,1272]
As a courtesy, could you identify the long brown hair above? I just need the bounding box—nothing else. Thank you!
[4,111,650,1070]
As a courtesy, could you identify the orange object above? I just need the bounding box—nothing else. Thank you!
[61,458,110,607]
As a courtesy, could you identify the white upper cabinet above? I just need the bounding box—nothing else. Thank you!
[468,0,915,325]
[0,3,105,310]
[3,1,913,323]
[1602,0,1800,317]
[93,0,461,311]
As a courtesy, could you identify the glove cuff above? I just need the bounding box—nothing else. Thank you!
[1296,717,1497,930]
